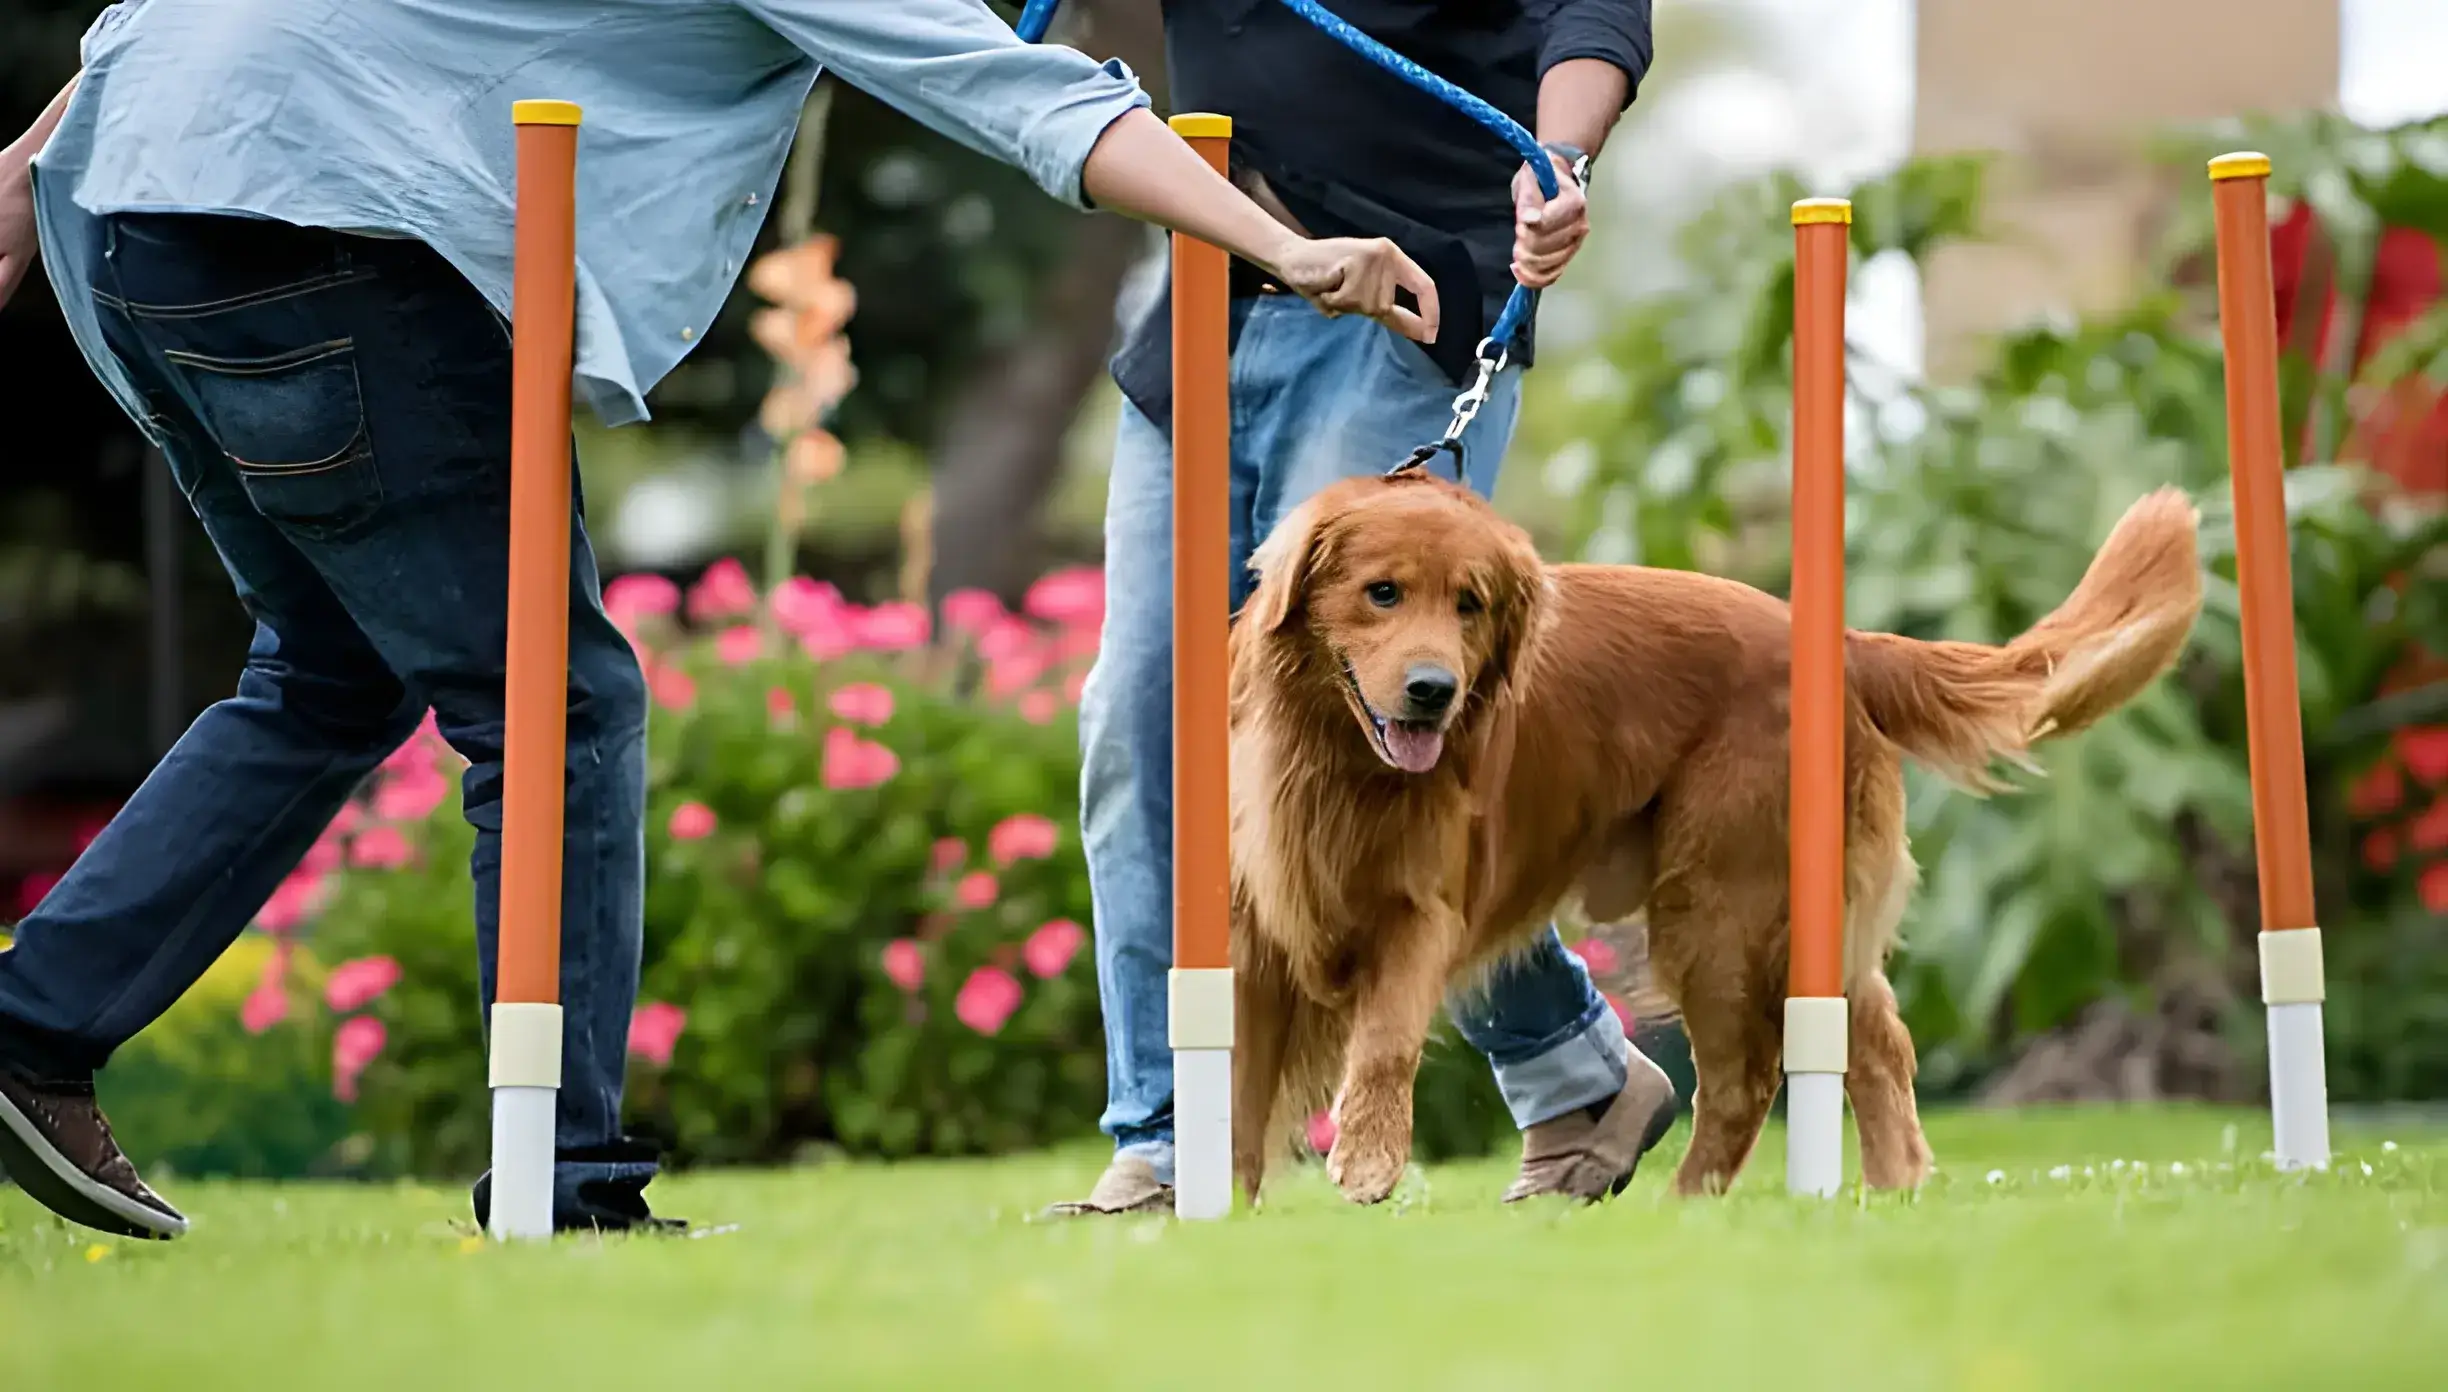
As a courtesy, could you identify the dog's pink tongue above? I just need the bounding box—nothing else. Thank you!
[1383,722,1444,773]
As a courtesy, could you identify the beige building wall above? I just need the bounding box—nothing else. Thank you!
[1913,0,2339,379]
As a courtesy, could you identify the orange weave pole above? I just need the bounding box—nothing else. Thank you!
[2210,153,2318,935]
[499,102,581,1005]
[1170,113,1233,974]
[1787,200,1851,1002]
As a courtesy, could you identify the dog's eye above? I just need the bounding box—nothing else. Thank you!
[1364,581,1401,609]
[1457,589,1484,617]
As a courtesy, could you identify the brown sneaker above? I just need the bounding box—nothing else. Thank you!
[0,1066,188,1240]
[1502,1053,1681,1204]
[1039,1153,1174,1218]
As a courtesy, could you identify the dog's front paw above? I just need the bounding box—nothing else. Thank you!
[1326,1130,1407,1205]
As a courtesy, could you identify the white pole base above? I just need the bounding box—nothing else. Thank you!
[488,1084,558,1240]
[2266,1000,2330,1172]
[1173,1047,1232,1221]
[1785,1071,1845,1198]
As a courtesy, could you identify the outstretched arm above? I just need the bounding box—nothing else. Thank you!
[0,75,79,309]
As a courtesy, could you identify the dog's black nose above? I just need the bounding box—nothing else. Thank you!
[1403,665,1459,718]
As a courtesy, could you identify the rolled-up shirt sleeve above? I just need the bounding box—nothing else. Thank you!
[1525,0,1654,104]
[741,0,1150,209]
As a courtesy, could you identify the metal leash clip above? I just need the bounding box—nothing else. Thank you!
[1388,333,1509,481]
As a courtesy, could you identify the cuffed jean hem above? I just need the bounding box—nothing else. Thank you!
[1486,1007,1632,1130]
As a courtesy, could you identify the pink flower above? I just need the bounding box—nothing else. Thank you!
[932,838,967,874]
[821,726,900,790]
[988,813,1059,866]
[767,685,798,725]
[1024,566,1105,628]
[324,955,403,1013]
[668,802,718,841]
[986,651,1048,699]
[769,576,845,636]
[301,828,346,877]
[380,719,438,775]
[858,601,932,651]
[954,871,1000,910]
[1606,992,1636,1030]
[1054,626,1101,664]
[954,966,1024,1036]
[882,938,926,992]
[977,618,1039,665]
[827,682,895,727]
[716,625,765,666]
[328,802,365,837]
[604,573,681,628]
[1305,1109,1338,1155]
[14,871,60,919]
[1018,690,1060,725]
[799,614,858,663]
[1023,919,1085,979]
[942,588,1007,636]
[242,948,291,1035]
[332,1015,387,1102]
[71,816,112,854]
[241,982,289,1035]
[649,663,698,712]
[1568,938,1620,978]
[349,825,415,871]
[374,764,449,823]
[255,869,330,935]
[1062,669,1089,706]
[627,1002,688,1068]
[686,557,758,622]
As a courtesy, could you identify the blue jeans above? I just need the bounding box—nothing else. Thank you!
[1081,295,1629,1175]
[0,210,654,1212]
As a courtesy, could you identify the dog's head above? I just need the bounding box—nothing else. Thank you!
[1243,470,1548,775]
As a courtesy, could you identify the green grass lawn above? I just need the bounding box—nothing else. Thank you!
[5,1105,2443,1390]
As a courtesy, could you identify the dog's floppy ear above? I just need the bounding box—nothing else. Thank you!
[1243,494,1336,635]
[1475,524,1551,702]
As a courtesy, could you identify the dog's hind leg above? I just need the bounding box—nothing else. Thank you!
[1233,946,1299,1205]
[1846,970,1930,1189]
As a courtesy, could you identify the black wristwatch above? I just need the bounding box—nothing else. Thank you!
[1540,140,1592,191]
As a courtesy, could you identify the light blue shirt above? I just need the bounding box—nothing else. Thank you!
[33,0,1148,425]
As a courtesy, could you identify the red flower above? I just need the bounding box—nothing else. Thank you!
[2409,797,2448,853]
[954,871,1000,910]
[1605,992,1636,1030]
[2362,828,2401,873]
[669,802,718,841]
[324,955,402,1013]
[2348,759,2405,817]
[882,938,926,992]
[14,871,60,919]
[827,682,896,727]
[627,1002,688,1067]
[2421,860,2448,916]
[1568,937,1620,977]
[955,966,1024,1035]
[2400,726,2448,784]
[1023,919,1085,978]
[988,813,1060,866]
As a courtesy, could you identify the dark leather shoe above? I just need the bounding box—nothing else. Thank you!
[0,1065,188,1239]
[1502,1051,1682,1203]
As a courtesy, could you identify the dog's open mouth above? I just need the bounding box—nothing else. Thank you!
[1342,660,1445,774]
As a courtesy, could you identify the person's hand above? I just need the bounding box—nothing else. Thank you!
[0,150,38,311]
[1511,152,1589,290]
[1270,235,1440,344]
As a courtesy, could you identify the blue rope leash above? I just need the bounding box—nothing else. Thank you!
[1013,0,1558,468]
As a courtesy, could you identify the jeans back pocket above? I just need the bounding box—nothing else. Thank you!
[162,339,384,540]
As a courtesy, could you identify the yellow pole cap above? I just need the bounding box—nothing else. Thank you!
[1791,198,1852,226]
[2208,151,2272,182]
[1168,112,1232,139]
[512,100,583,127]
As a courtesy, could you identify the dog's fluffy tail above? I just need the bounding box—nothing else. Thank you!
[1846,487,2203,790]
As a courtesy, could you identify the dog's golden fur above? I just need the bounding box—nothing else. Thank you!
[1227,471,2202,1204]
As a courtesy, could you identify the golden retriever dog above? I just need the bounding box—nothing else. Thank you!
[1226,468,2202,1205]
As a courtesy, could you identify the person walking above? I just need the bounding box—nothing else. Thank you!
[1054,0,1678,1217]
[0,0,1438,1240]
